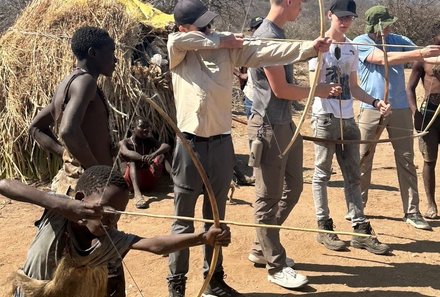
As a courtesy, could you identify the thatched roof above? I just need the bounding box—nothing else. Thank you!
[0,0,177,180]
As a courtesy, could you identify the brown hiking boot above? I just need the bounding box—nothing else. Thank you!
[317,218,347,251]
[351,222,390,255]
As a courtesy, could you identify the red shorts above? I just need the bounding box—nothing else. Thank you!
[124,157,163,191]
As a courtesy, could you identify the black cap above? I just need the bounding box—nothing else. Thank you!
[249,16,264,31]
[330,0,358,18]
[173,0,218,27]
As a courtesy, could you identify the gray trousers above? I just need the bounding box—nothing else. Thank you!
[311,114,366,225]
[248,114,303,274]
[168,135,234,280]
[359,108,420,215]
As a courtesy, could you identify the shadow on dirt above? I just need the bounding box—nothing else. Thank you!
[295,261,440,291]
[245,292,431,297]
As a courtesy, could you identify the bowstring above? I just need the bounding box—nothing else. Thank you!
[94,81,152,297]
[243,36,426,49]
[100,223,146,296]
[240,0,253,33]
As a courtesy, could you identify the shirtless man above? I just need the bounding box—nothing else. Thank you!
[119,117,171,209]
[407,31,440,219]
[29,26,116,195]
[28,26,125,296]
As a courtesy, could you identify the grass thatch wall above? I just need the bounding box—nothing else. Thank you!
[0,0,176,180]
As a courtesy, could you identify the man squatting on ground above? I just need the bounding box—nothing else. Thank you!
[353,5,440,230]
[28,26,128,295]
[246,0,342,291]
[166,0,340,296]
[0,166,230,297]
[119,117,171,209]
[309,0,390,255]
[407,28,440,220]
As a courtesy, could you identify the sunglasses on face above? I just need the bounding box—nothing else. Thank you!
[337,16,355,22]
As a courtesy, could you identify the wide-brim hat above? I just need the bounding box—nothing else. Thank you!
[365,5,398,33]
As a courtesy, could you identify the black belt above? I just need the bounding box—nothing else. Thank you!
[183,132,230,142]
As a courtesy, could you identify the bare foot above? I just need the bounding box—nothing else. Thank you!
[135,196,150,209]
[228,183,236,205]
[424,207,438,219]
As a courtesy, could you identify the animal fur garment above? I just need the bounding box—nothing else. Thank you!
[11,255,108,297]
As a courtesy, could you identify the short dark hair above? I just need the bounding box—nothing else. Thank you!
[76,165,128,196]
[134,116,148,126]
[71,26,114,59]
[132,116,150,130]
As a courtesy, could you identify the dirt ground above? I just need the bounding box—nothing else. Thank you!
[1,74,440,296]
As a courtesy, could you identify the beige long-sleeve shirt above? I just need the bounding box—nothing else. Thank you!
[167,31,317,137]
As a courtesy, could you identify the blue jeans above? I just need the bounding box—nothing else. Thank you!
[244,96,253,119]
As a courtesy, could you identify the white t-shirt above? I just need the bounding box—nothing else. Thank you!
[309,37,358,119]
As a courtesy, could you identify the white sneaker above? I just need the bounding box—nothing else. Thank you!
[268,267,308,289]
[248,253,295,267]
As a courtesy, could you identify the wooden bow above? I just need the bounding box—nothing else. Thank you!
[421,57,440,133]
[422,100,440,133]
[136,89,221,297]
[232,115,427,145]
[302,132,427,144]
[279,0,325,158]
[360,20,390,167]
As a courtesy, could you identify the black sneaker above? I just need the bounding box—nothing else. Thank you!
[404,213,432,230]
[202,271,243,297]
[237,175,255,186]
[167,275,186,297]
[351,222,390,255]
[317,218,347,251]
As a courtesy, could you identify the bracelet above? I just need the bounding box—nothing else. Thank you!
[372,99,379,108]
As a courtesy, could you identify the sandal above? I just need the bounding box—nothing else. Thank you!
[135,198,149,209]
[423,209,438,219]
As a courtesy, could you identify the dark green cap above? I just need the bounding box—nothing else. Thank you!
[365,5,398,34]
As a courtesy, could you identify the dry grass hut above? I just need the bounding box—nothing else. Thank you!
[0,0,177,180]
